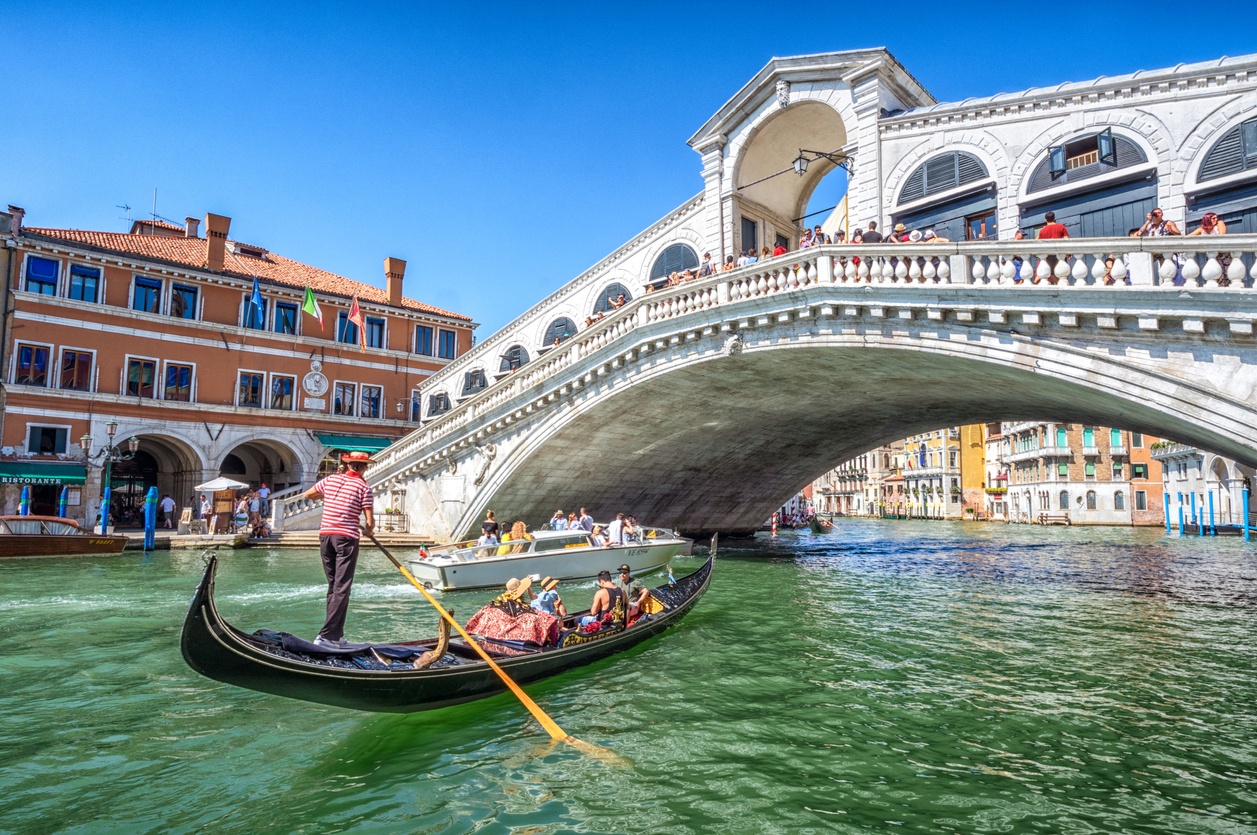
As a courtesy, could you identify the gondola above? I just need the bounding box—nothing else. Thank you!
[180,553,713,713]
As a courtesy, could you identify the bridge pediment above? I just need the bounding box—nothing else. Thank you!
[687,48,934,152]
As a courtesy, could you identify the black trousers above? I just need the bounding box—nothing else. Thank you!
[318,534,360,641]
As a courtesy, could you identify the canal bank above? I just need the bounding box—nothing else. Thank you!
[2,522,1254,832]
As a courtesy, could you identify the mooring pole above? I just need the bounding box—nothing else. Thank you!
[1208,491,1216,536]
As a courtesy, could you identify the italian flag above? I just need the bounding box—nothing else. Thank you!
[301,286,323,329]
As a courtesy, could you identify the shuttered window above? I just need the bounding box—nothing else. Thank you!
[1199,117,1257,182]
[649,244,698,280]
[1027,133,1148,194]
[898,152,989,204]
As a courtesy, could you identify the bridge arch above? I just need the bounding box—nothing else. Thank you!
[444,313,1257,538]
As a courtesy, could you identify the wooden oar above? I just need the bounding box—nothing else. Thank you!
[365,531,582,747]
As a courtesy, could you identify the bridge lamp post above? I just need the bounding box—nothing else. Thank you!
[80,419,140,532]
[792,149,855,177]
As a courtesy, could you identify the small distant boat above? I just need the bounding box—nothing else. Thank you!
[0,515,128,558]
[808,516,832,534]
[406,526,690,591]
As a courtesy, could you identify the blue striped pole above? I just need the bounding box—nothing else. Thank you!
[1244,486,1251,542]
[1163,492,1170,533]
[143,486,158,551]
[1208,491,1216,536]
[1178,502,1185,537]
[58,487,68,518]
[1190,493,1198,535]
[19,485,30,516]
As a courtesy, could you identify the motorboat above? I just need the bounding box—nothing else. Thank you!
[405,526,690,591]
[0,515,128,557]
[180,551,713,713]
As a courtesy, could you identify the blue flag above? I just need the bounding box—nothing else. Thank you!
[249,277,265,325]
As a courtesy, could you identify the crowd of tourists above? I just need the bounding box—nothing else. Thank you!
[473,508,643,549]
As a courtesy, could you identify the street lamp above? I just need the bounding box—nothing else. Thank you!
[79,420,140,532]
[792,149,855,177]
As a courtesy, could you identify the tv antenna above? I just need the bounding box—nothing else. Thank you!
[116,203,133,223]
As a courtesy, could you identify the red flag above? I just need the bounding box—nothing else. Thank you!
[348,295,366,353]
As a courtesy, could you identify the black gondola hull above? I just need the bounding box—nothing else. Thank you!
[181,555,712,712]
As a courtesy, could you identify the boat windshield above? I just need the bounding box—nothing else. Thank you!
[0,519,11,534]
[43,521,81,535]
[5,520,45,535]
[531,534,593,553]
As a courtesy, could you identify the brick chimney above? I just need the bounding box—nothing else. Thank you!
[384,257,406,306]
[184,216,200,238]
[204,213,230,271]
[6,205,25,235]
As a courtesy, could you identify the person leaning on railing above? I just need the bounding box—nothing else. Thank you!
[1188,212,1231,284]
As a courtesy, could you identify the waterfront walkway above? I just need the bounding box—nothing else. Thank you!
[120,531,435,551]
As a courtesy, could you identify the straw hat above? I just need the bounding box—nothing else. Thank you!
[893,223,906,233]
[539,576,560,592]
[340,450,374,465]
[908,230,923,243]
[503,577,533,599]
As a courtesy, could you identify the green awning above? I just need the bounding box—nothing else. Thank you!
[314,434,394,453]
[0,461,87,486]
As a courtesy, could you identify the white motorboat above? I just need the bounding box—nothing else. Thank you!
[405,526,689,591]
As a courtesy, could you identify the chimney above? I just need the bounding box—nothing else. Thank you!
[204,213,230,271]
[184,216,200,238]
[384,257,406,306]
[6,205,25,235]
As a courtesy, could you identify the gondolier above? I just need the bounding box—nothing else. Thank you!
[302,450,375,648]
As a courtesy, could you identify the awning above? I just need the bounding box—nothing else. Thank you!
[314,434,394,453]
[0,461,87,486]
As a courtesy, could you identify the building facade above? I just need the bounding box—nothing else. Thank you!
[1153,443,1255,532]
[997,423,1164,525]
[0,207,475,525]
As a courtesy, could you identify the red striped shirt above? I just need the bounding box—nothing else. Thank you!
[315,473,373,538]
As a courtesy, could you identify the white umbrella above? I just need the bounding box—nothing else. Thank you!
[195,477,249,492]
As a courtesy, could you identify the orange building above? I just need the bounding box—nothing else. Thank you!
[0,205,475,525]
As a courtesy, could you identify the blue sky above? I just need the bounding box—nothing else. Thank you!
[7,3,1251,335]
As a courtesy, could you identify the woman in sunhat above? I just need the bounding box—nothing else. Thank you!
[301,450,375,648]
[531,576,567,618]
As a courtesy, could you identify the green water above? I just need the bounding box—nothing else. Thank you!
[2,522,1255,833]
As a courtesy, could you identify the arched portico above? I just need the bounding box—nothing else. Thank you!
[219,438,304,492]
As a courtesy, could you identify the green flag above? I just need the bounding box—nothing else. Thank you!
[301,286,323,329]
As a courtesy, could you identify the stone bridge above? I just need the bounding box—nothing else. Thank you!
[280,236,1257,539]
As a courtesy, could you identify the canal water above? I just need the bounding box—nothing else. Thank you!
[1,522,1254,833]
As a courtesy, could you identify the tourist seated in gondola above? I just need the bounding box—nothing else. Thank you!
[615,563,650,620]
[464,576,561,646]
[580,570,626,632]
[530,576,567,618]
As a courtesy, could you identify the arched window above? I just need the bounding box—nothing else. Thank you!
[221,453,247,475]
[1026,131,1147,194]
[1086,490,1098,510]
[427,392,451,417]
[461,369,488,398]
[542,317,577,346]
[1198,117,1257,182]
[898,151,989,204]
[593,282,633,314]
[1114,491,1125,511]
[499,345,528,373]
[1058,491,1069,510]
[649,244,698,281]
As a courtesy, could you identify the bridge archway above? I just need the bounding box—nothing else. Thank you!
[732,100,849,242]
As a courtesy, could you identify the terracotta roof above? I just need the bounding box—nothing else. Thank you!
[23,226,472,322]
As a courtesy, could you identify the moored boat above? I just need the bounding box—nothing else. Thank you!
[180,552,714,713]
[406,526,689,591]
[0,515,128,558]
